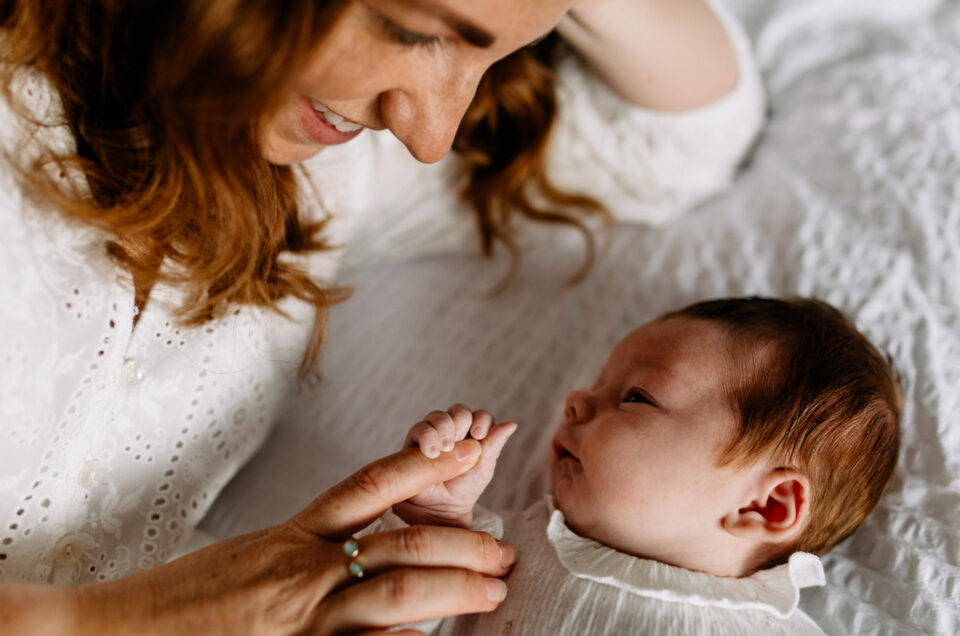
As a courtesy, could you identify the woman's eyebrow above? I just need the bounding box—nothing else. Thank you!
[404,0,495,48]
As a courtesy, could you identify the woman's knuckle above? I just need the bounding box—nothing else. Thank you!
[383,570,421,606]
[459,569,488,602]
[350,463,390,497]
[398,526,434,560]
[475,532,498,564]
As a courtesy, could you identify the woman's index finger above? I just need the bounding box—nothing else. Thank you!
[292,440,482,538]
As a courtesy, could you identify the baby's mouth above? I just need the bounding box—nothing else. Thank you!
[553,438,580,463]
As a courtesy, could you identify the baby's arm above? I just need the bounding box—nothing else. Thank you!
[393,404,517,528]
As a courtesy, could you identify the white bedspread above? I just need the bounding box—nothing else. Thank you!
[201,1,960,633]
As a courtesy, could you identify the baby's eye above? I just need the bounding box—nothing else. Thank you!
[623,389,653,405]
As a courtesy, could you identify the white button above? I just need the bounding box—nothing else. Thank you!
[77,459,104,488]
[120,358,144,386]
[52,533,95,567]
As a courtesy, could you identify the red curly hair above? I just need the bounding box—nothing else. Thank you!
[0,1,603,374]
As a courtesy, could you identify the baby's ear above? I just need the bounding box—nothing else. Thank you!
[721,469,811,544]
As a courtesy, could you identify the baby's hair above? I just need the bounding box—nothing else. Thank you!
[666,297,901,571]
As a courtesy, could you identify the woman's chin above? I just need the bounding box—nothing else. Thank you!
[258,114,326,165]
[260,137,325,165]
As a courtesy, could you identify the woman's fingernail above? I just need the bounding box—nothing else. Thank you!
[441,437,454,451]
[485,578,507,603]
[427,444,439,458]
[455,440,481,463]
[499,542,515,568]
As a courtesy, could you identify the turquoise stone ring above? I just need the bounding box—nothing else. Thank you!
[343,539,364,579]
[349,560,365,579]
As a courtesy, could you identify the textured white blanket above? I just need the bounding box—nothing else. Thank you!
[202,1,960,633]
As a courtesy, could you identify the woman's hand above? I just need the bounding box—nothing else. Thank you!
[67,440,514,635]
[556,0,741,111]
[394,404,518,528]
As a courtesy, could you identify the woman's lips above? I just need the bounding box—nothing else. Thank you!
[297,96,364,146]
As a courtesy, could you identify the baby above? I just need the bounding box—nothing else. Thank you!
[369,297,901,635]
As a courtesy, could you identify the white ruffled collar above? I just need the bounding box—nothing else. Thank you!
[544,497,825,618]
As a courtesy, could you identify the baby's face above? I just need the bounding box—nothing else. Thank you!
[550,317,761,569]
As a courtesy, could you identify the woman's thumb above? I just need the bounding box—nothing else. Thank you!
[291,439,482,538]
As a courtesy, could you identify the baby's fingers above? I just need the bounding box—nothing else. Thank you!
[405,406,495,458]
[469,410,495,440]
[405,421,442,459]
[445,403,476,443]
[424,410,459,453]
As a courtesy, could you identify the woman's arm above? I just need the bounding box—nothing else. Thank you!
[0,583,76,633]
[557,0,741,111]
[0,441,513,635]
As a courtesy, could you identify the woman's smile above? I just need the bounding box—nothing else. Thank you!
[296,95,366,146]
[310,99,365,132]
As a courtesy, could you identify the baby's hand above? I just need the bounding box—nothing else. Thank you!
[393,404,517,528]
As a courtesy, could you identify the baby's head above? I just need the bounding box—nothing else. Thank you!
[550,297,900,577]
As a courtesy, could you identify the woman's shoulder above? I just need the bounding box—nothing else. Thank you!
[0,65,79,221]
[0,65,73,157]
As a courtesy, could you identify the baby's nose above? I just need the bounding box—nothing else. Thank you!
[564,390,592,423]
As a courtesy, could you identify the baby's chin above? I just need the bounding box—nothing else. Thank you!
[549,482,590,538]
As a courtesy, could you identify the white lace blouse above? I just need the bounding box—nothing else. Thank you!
[0,0,764,584]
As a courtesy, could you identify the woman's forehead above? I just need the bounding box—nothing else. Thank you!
[381,0,574,45]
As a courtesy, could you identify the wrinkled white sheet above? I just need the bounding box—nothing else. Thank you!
[201,1,960,633]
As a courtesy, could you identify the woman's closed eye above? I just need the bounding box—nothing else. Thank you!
[376,15,442,49]
[623,388,656,407]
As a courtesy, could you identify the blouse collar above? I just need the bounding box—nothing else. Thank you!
[544,497,825,618]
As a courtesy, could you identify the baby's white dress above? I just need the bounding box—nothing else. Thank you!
[365,498,827,635]
[0,1,763,584]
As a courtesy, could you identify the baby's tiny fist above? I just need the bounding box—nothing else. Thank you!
[405,405,480,459]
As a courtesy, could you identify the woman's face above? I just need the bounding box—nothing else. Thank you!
[260,0,575,165]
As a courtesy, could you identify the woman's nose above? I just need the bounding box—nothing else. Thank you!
[380,66,482,164]
[564,390,594,424]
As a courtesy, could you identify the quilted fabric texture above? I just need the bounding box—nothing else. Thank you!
[201,1,960,634]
